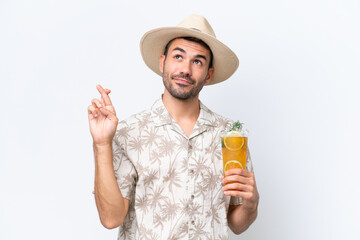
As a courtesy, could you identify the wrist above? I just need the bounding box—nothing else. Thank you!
[242,196,259,213]
[93,142,112,151]
[93,142,113,165]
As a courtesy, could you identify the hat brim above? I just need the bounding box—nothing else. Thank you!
[140,27,239,85]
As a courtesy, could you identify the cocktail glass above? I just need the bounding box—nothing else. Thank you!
[221,131,248,180]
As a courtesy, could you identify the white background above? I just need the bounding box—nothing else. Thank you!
[1,0,359,239]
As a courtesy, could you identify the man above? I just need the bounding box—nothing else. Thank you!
[88,14,259,239]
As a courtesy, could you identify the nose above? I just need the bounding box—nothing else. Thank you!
[179,60,192,76]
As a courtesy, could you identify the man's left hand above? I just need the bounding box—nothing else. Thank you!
[221,169,259,210]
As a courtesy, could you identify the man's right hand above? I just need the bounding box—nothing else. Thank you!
[88,85,128,229]
[88,84,119,146]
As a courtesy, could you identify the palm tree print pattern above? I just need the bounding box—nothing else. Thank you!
[112,98,253,240]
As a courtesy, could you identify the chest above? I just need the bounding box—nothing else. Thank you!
[125,125,224,190]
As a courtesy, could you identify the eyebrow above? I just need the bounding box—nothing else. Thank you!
[172,47,207,61]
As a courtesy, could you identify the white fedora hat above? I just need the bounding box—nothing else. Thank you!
[140,14,239,85]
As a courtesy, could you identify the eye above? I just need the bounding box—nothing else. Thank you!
[194,59,202,65]
[174,55,182,60]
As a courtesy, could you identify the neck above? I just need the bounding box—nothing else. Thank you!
[162,90,200,137]
[162,91,200,121]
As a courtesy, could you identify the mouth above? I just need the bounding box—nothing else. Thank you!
[173,78,193,86]
[171,74,195,86]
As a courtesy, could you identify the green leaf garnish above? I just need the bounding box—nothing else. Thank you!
[229,121,243,132]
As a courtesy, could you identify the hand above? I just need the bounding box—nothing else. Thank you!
[88,84,119,145]
[222,169,259,211]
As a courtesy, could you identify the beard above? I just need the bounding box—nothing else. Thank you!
[162,70,207,100]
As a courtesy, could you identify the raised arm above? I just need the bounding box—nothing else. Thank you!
[88,84,129,229]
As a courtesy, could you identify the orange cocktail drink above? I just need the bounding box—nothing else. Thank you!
[221,131,248,177]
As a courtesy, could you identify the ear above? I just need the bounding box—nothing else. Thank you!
[204,67,215,85]
[159,55,165,73]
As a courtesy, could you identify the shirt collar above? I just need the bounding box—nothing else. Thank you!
[150,97,173,127]
[151,97,218,129]
[197,101,218,128]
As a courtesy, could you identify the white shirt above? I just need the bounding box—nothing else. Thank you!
[112,98,253,240]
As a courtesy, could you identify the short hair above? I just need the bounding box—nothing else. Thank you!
[163,37,213,69]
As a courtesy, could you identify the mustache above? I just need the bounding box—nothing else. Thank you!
[171,74,195,84]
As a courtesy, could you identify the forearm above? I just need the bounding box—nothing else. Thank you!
[222,168,259,234]
[227,203,258,235]
[93,143,128,229]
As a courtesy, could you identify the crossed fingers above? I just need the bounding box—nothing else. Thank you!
[96,84,113,106]
[88,84,114,119]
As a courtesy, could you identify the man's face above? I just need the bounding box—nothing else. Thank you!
[159,38,214,100]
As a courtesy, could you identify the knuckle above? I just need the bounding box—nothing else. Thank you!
[243,192,251,200]
[248,192,254,199]
[231,191,240,197]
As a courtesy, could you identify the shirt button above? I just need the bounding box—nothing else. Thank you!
[191,220,195,225]
[191,194,195,199]
[189,169,194,174]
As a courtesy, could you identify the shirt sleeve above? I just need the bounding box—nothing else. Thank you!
[229,147,254,205]
[112,126,137,201]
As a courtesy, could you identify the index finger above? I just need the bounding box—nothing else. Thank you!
[225,168,253,177]
[96,84,113,106]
